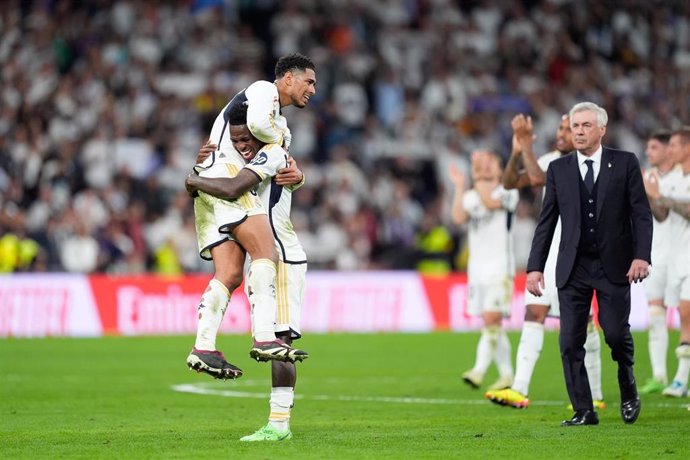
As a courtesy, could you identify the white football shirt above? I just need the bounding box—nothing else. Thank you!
[463,184,519,282]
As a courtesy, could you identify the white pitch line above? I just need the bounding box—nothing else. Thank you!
[171,382,687,409]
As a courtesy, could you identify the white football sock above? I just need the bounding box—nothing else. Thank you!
[268,387,294,431]
[673,344,690,386]
[648,305,669,383]
[473,326,499,376]
[512,321,544,396]
[194,279,230,351]
[247,259,278,343]
[495,328,513,379]
[584,321,603,401]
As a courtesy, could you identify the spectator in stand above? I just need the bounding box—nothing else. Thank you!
[1,1,690,272]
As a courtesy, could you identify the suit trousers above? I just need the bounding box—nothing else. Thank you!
[557,253,636,411]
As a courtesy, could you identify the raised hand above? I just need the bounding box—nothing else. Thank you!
[449,163,467,190]
[642,168,661,200]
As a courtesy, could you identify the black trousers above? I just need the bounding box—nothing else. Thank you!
[557,254,636,411]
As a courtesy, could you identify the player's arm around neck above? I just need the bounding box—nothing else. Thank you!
[246,81,288,147]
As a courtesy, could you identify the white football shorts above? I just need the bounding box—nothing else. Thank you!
[644,262,671,303]
[523,277,560,317]
[665,270,690,308]
[194,162,265,260]
[467,277,513,317]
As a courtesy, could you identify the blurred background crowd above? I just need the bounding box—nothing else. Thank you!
[1,0,689,274]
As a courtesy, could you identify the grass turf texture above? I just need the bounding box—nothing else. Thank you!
[1,332,688,459]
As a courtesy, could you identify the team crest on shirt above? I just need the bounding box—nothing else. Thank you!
[250,152,268,166]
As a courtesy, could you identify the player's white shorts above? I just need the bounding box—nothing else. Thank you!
[245,261,306,339]
[666,271,690,308]
[194,162,265,260]
[467,277,513,317]
[644,262,670,303]
[524,279,560,317]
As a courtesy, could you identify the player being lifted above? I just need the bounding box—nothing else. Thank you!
[485,114,605,409]
[186,53,316,378]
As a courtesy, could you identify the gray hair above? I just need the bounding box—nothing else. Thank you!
[569,102,608,127]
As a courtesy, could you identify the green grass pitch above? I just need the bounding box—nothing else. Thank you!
[1,331,688,459]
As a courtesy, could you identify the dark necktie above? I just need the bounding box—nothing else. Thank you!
[584,159,594,193]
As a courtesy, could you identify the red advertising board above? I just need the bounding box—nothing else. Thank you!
[0,272,664,337]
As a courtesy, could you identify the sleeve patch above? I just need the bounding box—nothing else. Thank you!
[250,152,268,166]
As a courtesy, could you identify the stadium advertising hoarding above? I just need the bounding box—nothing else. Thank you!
[0,272,661,337]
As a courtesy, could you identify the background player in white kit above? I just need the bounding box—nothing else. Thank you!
[186,53,316,376]
[638,130,676,394]
[643,126,690,398]
[485,114,605,409]
[451,151,518,392]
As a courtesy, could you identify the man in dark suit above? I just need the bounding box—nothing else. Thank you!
[526,102,653,426]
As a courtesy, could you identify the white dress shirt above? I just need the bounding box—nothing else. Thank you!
[576,145,602,182]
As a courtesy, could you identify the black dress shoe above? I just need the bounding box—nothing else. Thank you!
[561,410,599,426]
[621,396,641,424]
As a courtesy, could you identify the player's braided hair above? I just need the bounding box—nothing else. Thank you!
[227,100,249,126]
[275,53,315,78]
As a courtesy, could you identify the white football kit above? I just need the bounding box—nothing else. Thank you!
[463,184,519,316]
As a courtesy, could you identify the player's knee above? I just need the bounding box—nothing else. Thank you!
[482,313,502,327]
[252,247,278,265]
[649,304,666,318]
[215,271,243,292]
[678,303,690,325]
[524,305,548,323]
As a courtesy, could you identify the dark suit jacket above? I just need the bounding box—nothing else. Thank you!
[526,146,653,287]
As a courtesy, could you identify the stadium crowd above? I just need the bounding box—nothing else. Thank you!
[1,0,689,274]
